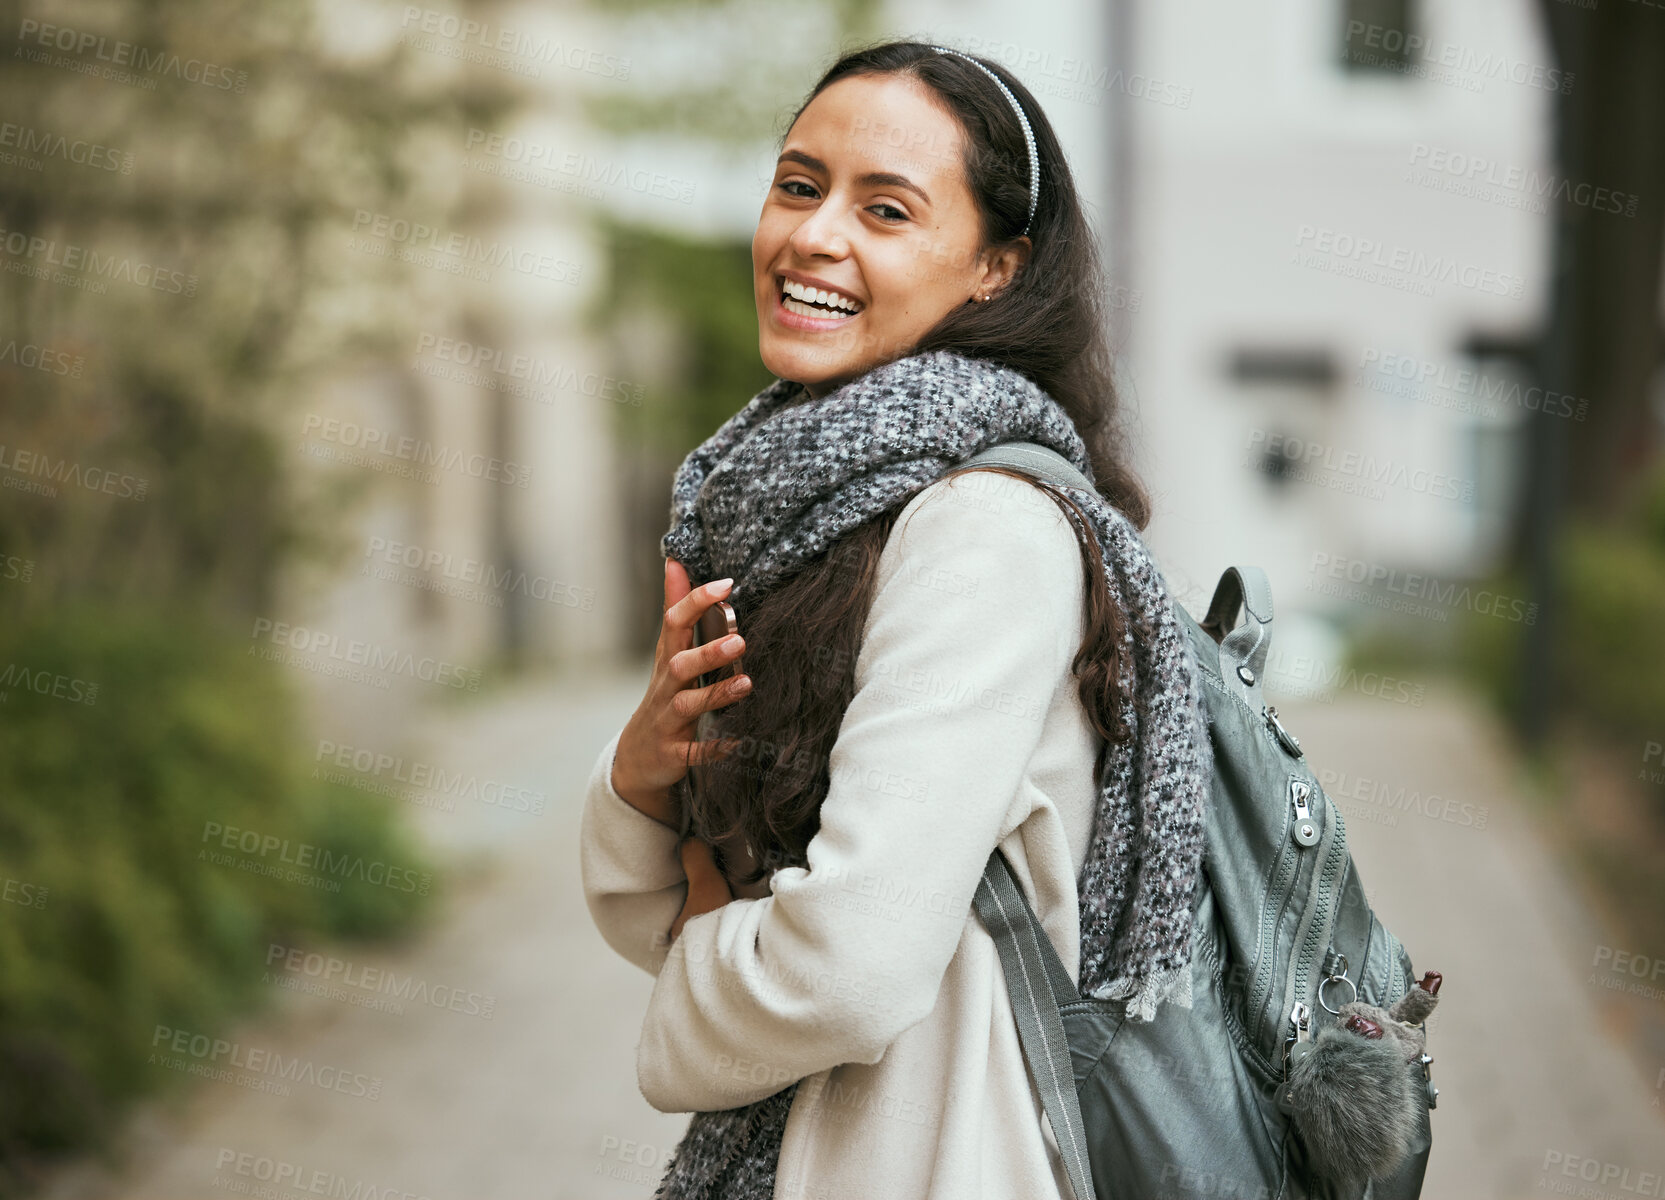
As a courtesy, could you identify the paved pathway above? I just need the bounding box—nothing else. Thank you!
[32,668,1665,1200]
[1288,687,1665,1198]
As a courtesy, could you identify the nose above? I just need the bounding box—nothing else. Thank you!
[787,195,852,260]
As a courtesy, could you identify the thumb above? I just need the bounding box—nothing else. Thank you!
[664,556,692,614]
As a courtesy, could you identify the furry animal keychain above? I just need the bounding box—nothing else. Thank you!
[1284,970,1442,1183]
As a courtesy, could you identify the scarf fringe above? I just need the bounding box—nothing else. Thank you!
[1089,960,1195,1024]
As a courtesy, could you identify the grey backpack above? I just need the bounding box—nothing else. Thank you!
[955,441,1437,1200]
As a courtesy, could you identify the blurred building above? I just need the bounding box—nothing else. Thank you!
[292,0,635,746]
[294,0,1559,741]
[1115,0,1553,663]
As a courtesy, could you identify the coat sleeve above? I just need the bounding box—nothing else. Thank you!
[578,723,688,978]
[634,469,1089,1113]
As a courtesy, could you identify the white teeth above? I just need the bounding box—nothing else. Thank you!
[783,295,855,320]
[781,278,862,312]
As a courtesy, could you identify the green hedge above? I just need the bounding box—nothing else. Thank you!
[0,604,435,1175]
[1555,526,1665,745]
[1458,462,1665,750]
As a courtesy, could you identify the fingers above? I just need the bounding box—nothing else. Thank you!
[663,574,734,641]
[682,735,742,767]
[669,630,746,687]
[670,672,753,722]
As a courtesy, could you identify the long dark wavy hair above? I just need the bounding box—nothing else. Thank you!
[685,38,1151,888]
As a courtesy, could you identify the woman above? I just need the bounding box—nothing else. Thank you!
[578,38,1211,1200]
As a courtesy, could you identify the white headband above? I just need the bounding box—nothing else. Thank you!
[930,46,1039,238]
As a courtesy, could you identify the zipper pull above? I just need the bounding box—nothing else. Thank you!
[1283,1001,1314,1071]
[1264,705,1303,757]
[1290,778,1320,847]
[1278,1001,1315,1109]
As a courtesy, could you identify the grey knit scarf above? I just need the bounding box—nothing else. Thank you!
[651,348,1212,1199]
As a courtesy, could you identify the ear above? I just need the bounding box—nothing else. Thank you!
[977,235,1031,300]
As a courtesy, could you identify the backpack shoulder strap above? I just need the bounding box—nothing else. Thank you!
[976,848,1099,1200]
[955,444,1276,713]
[956,444,1274,716]
[951,440,1095,494]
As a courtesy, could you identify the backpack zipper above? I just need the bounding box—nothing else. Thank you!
[1381,924,1410,1007]
[1192,664,1352,1073]
[1248,774,1330,1061]
[1246,819,1303,1055]
[1281,793,1350,1072]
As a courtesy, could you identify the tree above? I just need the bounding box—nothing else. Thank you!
[1516,2,1665,740]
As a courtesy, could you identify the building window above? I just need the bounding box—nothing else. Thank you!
[1340,0,1416,75]
[1224,346,1339,492]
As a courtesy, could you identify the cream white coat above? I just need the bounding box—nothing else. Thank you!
[579,466,1104,1200]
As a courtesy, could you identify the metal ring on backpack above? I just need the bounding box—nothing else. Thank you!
[1318,974,1358,1014]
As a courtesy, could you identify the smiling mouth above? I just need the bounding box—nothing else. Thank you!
[776,274,864,320]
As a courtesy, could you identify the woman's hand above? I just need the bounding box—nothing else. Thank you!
[609,558,752,829]
[669,836,735,940]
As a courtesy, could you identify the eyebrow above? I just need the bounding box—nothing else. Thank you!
[776,149,932,208]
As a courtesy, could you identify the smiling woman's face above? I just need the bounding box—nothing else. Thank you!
[753,72,1028,399]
